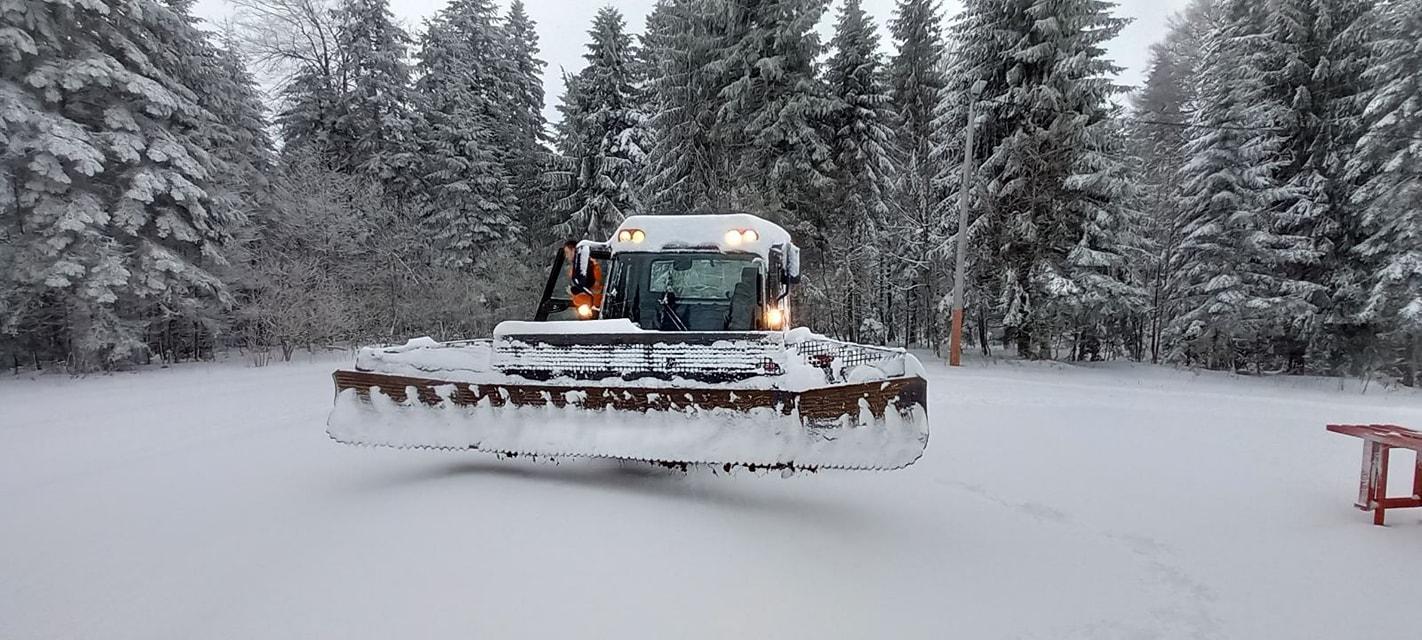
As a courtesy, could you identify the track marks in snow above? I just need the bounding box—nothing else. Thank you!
[942,478,1222,639]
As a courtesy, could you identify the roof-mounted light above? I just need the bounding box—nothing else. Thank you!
[724,228,760,247]
[617,229,646,243]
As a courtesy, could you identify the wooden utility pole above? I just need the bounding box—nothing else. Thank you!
[950,80,986,367]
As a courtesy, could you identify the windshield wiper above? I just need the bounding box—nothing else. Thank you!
[659,292,688,331]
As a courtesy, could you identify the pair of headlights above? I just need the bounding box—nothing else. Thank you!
[575,304,784,329]
[723,228,760,246]
[615,228,760,246]
[616,229,647,243]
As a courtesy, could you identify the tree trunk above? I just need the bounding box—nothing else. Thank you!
[976,304,991,357]
[1407,333,1419,388]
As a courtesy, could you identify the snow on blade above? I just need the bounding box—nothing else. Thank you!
[326,386,929,470]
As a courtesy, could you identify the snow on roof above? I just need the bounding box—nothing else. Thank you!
[610,213,794,257]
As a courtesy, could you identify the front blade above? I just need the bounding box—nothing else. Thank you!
[327,370,929,471]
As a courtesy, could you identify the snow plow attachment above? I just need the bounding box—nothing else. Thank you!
[327,327,930,471]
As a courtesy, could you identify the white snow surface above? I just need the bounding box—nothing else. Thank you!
[4,355,1422,639]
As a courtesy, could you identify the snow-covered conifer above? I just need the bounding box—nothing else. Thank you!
[709,0,834,216]
[501,0,549,240]
[1169,0,1312,369]
[941,0,1144,359]
[1349,0,1422,384]
[885,0,947,346]
[642,0,726,211]
[1,0,245,369]
[332,0,415,183]
[411,0,520,268]
[824,0,897,339]
[546,8,646,240]
[1129,0,1215,362]
[1255,0,1377,369]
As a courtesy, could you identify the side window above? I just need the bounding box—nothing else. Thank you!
[766,246,785,304]
[536,246,604,321]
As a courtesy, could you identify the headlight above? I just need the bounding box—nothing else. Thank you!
[617,230,632,242]
[631,229,645,243]
[576,303,594,318]
[742,229,759,243]
[764,307,784,329]
[724,229,743,246]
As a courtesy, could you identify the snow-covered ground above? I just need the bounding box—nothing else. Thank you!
[3,353,1420,639]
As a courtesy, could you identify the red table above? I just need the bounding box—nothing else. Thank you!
[1327,424,1422,525]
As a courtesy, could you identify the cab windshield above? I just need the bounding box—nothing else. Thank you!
[604,253,761,331]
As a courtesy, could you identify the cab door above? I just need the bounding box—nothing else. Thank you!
[534,244,608,321]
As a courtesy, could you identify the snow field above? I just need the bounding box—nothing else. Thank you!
[2,353,1420,639]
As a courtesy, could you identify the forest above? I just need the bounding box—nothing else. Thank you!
[1,0,1419,384]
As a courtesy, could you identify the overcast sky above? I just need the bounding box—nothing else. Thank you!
[193,0,1192,122]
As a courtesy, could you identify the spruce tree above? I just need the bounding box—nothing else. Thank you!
[942,0,1143,359]
[1169,0,1312,369]
[709,0,834,218]
[1129,0,1215,362]
[886,0,947,346]
[1255,0,1376,371]
[411,0,520,268]
[824,0,896,339]
[1,0,246,369]
[888,0,946,178]
[546,8,646,240]
[1349,0,1422,384]
[501,0,549,243]
[642,0,726,211]
[332,0,415,183]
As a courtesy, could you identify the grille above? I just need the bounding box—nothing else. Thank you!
[788,337,905,373]
[493,331,785,383]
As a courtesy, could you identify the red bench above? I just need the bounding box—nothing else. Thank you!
[1327,424,1422,525]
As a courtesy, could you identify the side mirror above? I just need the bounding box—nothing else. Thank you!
[570,241,596,293]
[784,244,801,285]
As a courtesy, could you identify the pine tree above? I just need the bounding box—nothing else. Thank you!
[1130,0,1215,362]
[501,0,549,244]
[1169,0,1312,369]
[1255,0,1376,371]
[942,0,1143,359]
[411,0,520,269]
[331,0,415,183]
[1349,0,1422,384]
[888,0,946,178]
[885,0,947,347]
[546,8,646,240]
[709,0,834,219]
[1,0,246,369]
[642,0,727,211]
[824,0,896,340]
